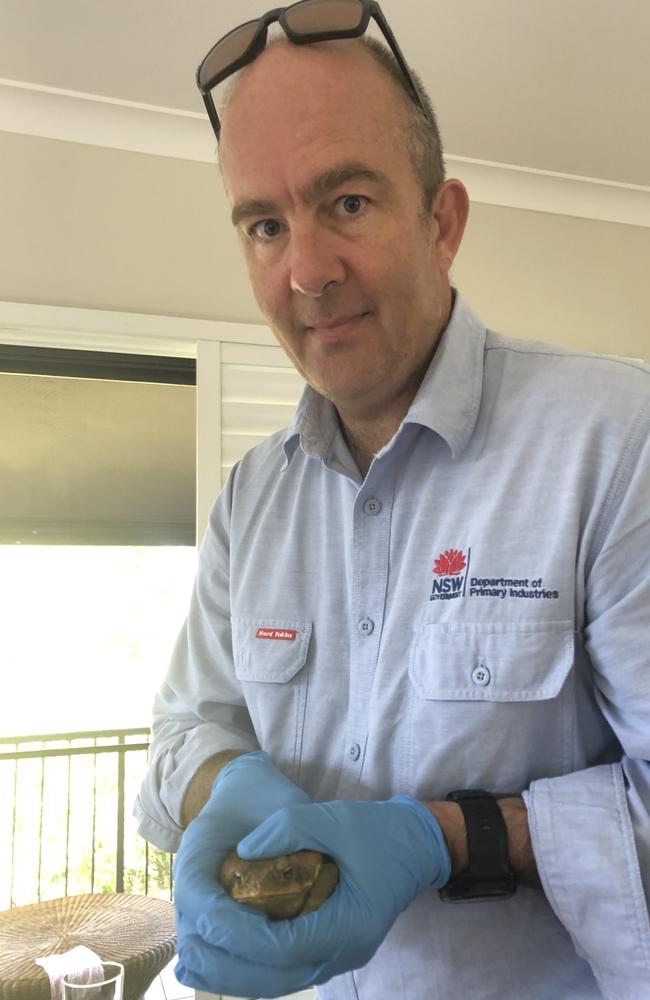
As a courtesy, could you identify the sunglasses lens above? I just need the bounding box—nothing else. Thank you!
[198,19,262,88]
[285,0,364,33]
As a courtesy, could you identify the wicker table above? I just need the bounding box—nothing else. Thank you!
[0,894,176,1000]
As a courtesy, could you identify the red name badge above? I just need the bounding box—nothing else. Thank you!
[256,628,298,641]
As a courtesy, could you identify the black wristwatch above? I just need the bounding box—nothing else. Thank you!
[438,789,517,902]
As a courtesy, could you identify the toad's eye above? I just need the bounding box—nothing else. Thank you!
[335,195,369,216]
[250,218,282,240]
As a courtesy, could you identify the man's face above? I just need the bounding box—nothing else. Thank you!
[220,42,460,423]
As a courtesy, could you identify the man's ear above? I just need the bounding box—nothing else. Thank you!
[431,179,470,273]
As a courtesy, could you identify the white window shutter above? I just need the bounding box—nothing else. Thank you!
[220,342,305,486]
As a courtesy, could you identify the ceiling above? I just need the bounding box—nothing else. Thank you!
[1,0,649,188]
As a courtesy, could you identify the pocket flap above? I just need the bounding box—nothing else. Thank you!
[232,617,312,683]
[409,620,575,701]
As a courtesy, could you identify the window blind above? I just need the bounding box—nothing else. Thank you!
[0,367,195,545]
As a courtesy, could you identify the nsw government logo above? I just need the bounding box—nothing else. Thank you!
[430,547,471,602]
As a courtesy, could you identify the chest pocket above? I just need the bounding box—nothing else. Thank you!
[231,617,312,781]
[405,620,576,796]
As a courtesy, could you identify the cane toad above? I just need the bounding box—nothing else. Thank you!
[219,849,339,920]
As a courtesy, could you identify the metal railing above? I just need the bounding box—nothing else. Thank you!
[0,728,172,910]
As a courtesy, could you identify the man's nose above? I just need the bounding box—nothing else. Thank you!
[288,228,346,298]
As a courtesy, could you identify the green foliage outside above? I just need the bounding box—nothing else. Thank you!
[0,739,172,909]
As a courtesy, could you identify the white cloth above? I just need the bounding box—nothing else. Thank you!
[35,945,104,1000]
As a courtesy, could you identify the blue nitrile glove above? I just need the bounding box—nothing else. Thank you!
[173,750,313,998]
[178,796,451,995]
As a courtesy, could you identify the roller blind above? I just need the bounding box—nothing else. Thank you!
[0,351,196,545]
[0,341,306,545]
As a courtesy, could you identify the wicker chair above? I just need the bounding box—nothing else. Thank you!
[0,894,176,1000]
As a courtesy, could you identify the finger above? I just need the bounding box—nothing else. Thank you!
[197,888,352,967]
[178,885,262,939]
[176,932,323,998]
[174,959,224,996]
[173,833,228,884]
[172,833,239,915]
[172,861,228,922]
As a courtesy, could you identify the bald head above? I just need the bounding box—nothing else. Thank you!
[219,37,444,212]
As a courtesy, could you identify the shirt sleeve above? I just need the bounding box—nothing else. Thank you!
[523,396,650,999]
[133,466,259,853]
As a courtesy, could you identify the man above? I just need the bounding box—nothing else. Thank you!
[135,3,650,998]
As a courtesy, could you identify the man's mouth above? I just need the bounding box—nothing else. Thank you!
[305,312,370,335]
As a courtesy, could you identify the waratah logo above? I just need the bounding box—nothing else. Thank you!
[433,549,467,576]
[431,547,471,602]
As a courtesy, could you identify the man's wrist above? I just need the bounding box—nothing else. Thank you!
[180,749,245,828]
[423,794,540,888]
[496,795,541,888]
[423,800,468,876]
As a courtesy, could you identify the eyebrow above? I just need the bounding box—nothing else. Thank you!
[230,162,392,228]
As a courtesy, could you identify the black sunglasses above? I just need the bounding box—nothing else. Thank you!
[196,0,429,141]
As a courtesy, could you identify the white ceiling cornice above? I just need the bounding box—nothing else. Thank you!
[0,77,211,162]
[446,156,650,230]
[2,78,649,229]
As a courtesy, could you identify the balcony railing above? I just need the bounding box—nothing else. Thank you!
[0,728,172,910]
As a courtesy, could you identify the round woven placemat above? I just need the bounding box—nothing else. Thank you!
[0,894,176,1000]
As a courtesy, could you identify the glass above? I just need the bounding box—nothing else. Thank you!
[62,961,124,1000]
[196,0,430,140]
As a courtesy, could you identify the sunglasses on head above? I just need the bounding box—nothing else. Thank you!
[196,0,429,141]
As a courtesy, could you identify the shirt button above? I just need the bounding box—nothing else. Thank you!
[358,617,375,635]
[471,664,491,686]
[363,497,382,516]
[349,743,361,761]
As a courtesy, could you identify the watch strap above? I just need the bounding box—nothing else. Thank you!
[438,789,517,901]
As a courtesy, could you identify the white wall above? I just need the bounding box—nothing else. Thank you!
[1,130,648,361]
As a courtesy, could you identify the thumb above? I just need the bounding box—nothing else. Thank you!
[237,805,318,860]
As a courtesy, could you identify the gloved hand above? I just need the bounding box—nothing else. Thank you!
[177,795,451,996]
[173,750,314,998]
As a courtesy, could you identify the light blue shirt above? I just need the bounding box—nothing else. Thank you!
[135,295,650,1000]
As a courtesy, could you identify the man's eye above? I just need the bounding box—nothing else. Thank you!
[250,219,282,240]
[335,195,368,216]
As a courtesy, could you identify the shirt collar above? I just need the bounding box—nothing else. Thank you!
[403,293,486,458]
[282,292,486,469]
